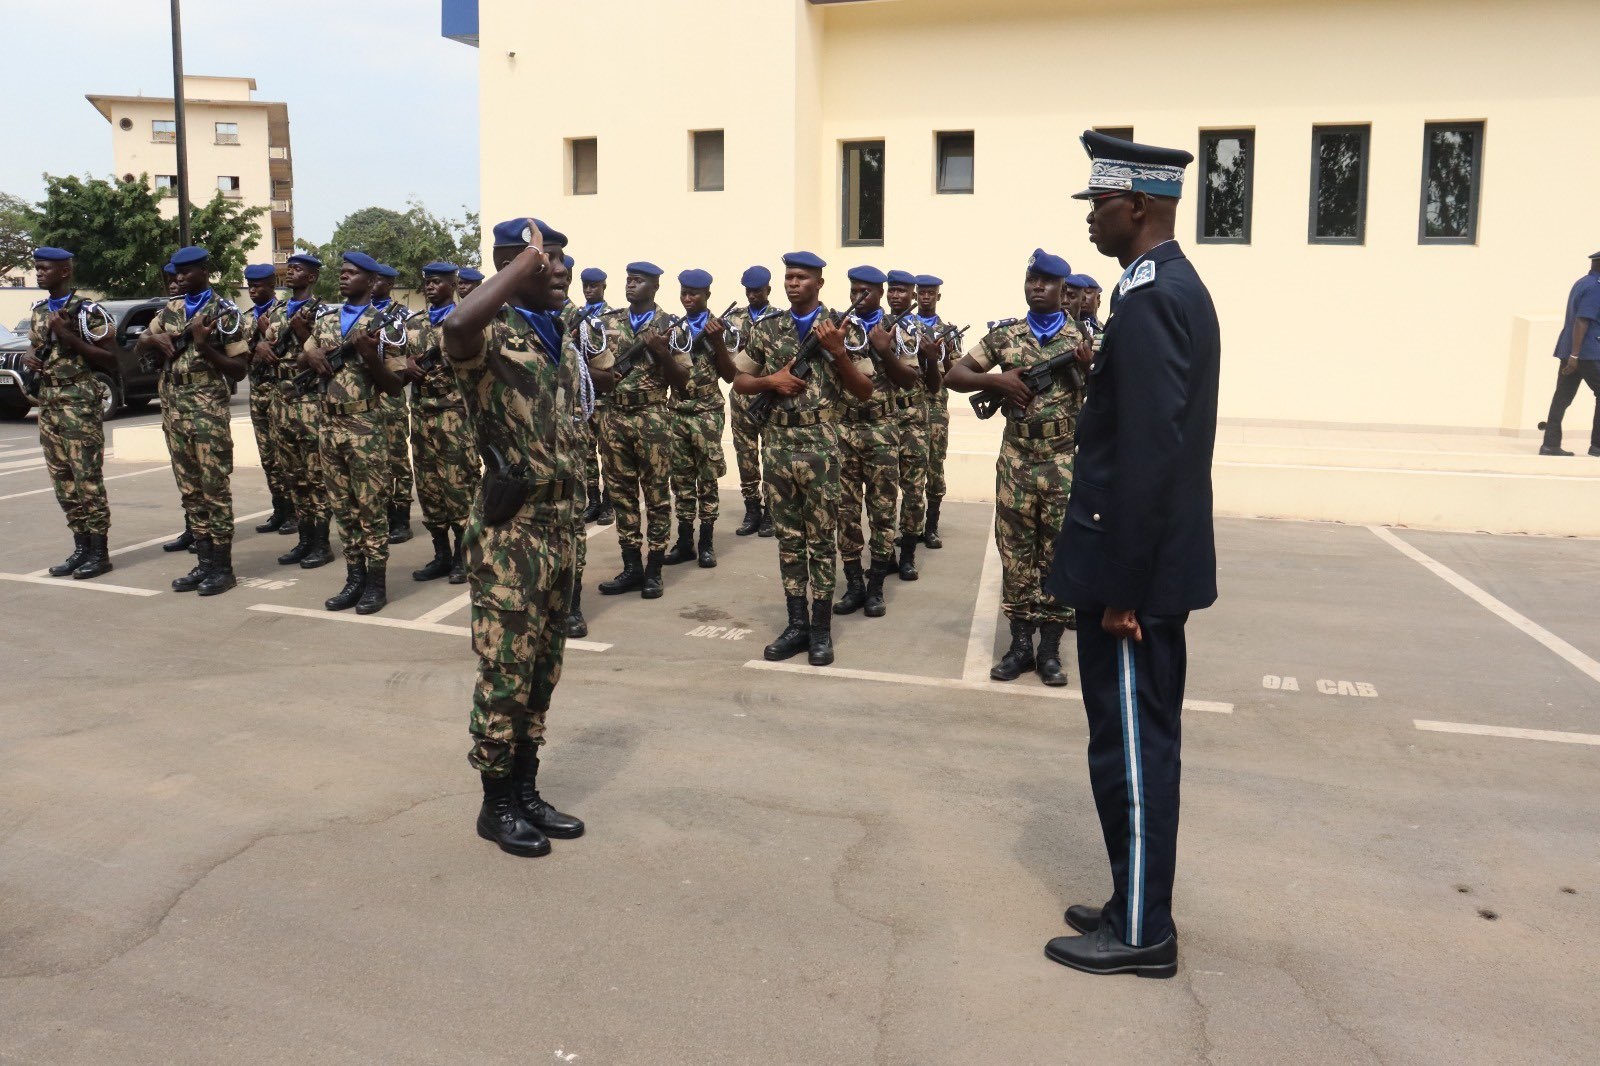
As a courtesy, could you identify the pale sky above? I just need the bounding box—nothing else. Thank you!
[0,0,480,243]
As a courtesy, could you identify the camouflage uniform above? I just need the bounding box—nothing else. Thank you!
[593,305,672,553]
[836,314,904,564]
[965,318,1086,624]
[244,300,291,506]
[405,308,476,528]
[28,295,114,535]
[452,307,581,777]
[726,305,779,510]
[921,315,953,504]
[374,301,415,513]
[261,300,328,526]
[668,323,728,524]
[149,292,247,545]
[303,305,406,566]
[890,317,929,542]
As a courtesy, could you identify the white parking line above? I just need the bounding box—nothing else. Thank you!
[1369,525,1600,687]
[961,511,1003,683]
[743,660,1234,713]
[22,509,274,577]
[0,464,167,501]
[0,572,161,597]
[415,593,470,625]
[0,459,46,476]
[1414,720,1600,747]
[246,603,612,653]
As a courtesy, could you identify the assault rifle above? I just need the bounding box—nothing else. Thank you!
[272,298,324,360]
[745,289,874,427]
[608,312,684,380]
[288,303,409,399]
[968,317,1091,421]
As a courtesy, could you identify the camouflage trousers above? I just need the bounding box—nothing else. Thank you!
[37,381,109,535]
[248,378,290,500]
[409,402,475,528]
[322,412,390,565]
[573,418,595,584]
[837,416,900,562]
[162,386,234,544]
[670,404,727,524]
[467,510,575,777]
[585,407,603,500]
[598,403,672,552]
[275,393,327,524]
[926,394,950,500]
[897,402,930,539]
[763,423,841,600]
[729,395,765,507]
[378,393,413,509]
[995,434,1074,625]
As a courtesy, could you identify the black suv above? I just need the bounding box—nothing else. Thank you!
[0,298,167,421]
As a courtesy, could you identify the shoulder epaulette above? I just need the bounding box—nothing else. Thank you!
[30,298,45,311]
[1118,260,1157,295]
[985,317,1022,337]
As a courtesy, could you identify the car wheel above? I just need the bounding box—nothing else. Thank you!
[122,395,154,412]
[0,400,30,421]
[94,372,122,419]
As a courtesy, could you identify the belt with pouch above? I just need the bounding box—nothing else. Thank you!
[323,397,381,417]
[769,406,836,429]
[1006,417,1073,441]
[608,389,668,412]
[163,370,221,389]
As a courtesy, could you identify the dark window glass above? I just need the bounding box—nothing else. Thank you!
[693,130,724,192]
[1420,122,1483,243]
[842,140,885,245]
[1199,130,1253,244]
[570,138,597,196]
[1310,125,1370,243]
[1094,126,1134,142]
[936,131,974,194]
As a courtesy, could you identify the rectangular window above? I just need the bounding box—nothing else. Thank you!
[842,140,885,246]
[152,119,176,143]
[214,121,240,145]
[935,131,974,194]
[568,137,598,196]
[1198,129,1254,244]
[1419,121,1484,244]
[1309,125,1370,244]
[692,130,724,192]
[154,174,177,191]
[1094,126,1135,142]
[217,175,241,197]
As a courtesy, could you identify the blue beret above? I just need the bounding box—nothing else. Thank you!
[422,261,459,276]
[162,262,177,276]
[740,265,771,288]
[373,263,399,279]
[1063,274,1087,288]
[626,261,664,278]
[678,268,713,289]
[1026,249,1073,280]
[580,267,607,283]
[1080,276,1101,290]
[286,253,323,269]
[243,264,277,282]
[459,267,484,282]
[492,218,535,247]
[885,269,917,286]
[170,246,210,267]
[782,251,827,270]
[847,265,887,285]
[915,274,943,287]
[32,247,73,261]
[535,219,568,248]
[561,254,575,270]
[342,251,381,273]
[1072,129,1194,201]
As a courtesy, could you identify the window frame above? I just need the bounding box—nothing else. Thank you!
[154,174,178,191]
[1307,124,1371,245]
[214,121,240,145]
[841,139,886,247]
[217,175,242,198]
[691,129,725,193]
[1196,128,1256,246]
[934,130,975,195]
[568,137,598,196]
[1417,120,1485,246]
[151,119,176,144]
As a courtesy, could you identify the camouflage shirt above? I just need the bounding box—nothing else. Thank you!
[256,296,324,386]
[148,290,248,401]
[734,304,872,440]
[27,293,114,388]
[669,319,724,412]
[405,304,465,410]
[301,302,406,411]
[965,316,1087,429]
[243,298,284,384]
[594,304,670,399]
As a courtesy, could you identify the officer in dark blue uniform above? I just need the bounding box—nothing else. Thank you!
[1538,251,1600,456]
[1042,130,1221,979]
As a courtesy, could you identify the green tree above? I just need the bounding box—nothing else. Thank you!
[298,199,481,300]
[0,192,39,277]
[186,193,269,290]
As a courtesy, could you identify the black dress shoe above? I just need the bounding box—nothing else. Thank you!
[1044,925,1176,979]
[1539,444,1573,456]
[1590,446,1600,457]
[1063,904,1103,934]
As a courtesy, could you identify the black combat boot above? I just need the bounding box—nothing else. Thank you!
[299,520,335,569]
[735,499,763,536]
[833,560,867,615]
[412,525,452,582]
[355,562,388,615]
[582,491,603,524]
[808,598,835,666]
[599,548,643,595]
[663,520,696,565]
[387,502,414,544]
[1036,622,1069,687]
[641,549,665,599]
[595,491,615,526]
[565,582,588,638]
[49,532,90,577]
[278,521,313,565]
[198,541,237,596]
[758,509,775,537]
[476,773,551,857]
[763,595,811,661]
[897,533,920,581]
[171,539,212,593]
[990,618,1036,682]
[255,495,290,533]
[863,558,892,618]
[923,496,944,549]
[163,519,194,553]
[512,746,585,839]
[72,533,113,580]
[697,521,716,568]
[325,560,366,611]
[278,506,299,536]
[448,524,467,584]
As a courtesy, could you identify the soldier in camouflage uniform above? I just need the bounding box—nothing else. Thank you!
[262,253,335,569]
[137,245,249,596]
[915,275,954,550]
[554,257,601,639]
[298,251,409,616]
[241,264,296,535]
[25,247,118,580]
[457,266,484,299]
[443,216,585,858]
[883,269,931,583]
[728,251,875,666]
[402,261,476,585]
[945,250,1090,688]
[575,266,612,525]
[371,267,415,545]
[727,265,779,538]
[660,268,730,570]
[591,262,689,600]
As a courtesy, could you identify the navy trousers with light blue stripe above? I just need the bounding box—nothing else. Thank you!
[1076,608,1189,947]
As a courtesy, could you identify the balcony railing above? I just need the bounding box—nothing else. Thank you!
[152,130,176,144]
[273,251,289,265]
[268,145,290,161]
[270,199,292,213]
[215,132,240,145]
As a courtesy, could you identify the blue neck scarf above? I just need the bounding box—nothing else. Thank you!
[515,306,562,362]
[427,302,456,326]
[339,302,371,337]
[748,303,773,320]
[790,305,823,341]
[1026,310,1066,345]
[917,313,940,329]
[856,308,884,332]
[287,297,311,318]
[582,300,607,317]
[252,298,276,320]
[628,308,656,334]
[47,292,73,314]
[184,288,214,320]
[684,310,710,342]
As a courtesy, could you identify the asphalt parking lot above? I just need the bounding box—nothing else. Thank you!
[1,429,1597,1065]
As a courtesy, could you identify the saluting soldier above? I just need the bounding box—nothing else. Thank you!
[727,265,779,539]
[727,252,874,666]
[457,266,484,300]
[242,263,297,536]
[661,268,731,570]
[883,269,930,583]
[136,245,249,596]
[403,261,475,584]
[265,253,336,569]
[1042,132,1218,979]
[576,266,611,525]
[441,217,585,858]
[914,275,953,549]
[27,247,118,580]
[371,264,416,545]
[944,249,1088,688]
[298,251,408,615]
